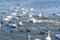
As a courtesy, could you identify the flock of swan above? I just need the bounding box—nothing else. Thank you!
[0,6,60,40]
[27,31,51,40]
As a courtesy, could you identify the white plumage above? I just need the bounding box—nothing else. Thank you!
[18,21,23,26]
[35,38,41,40]
[28,34,30,40]
[46,31,51,40]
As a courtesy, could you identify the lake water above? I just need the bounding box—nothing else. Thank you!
[0,0,60,40]
[0,0,60,17]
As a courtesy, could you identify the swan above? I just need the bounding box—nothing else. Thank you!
[31,18,36,23]
[56,34,60,39]
[38,13,43,18]
[28,14,33,18]
[56,14,60,16]
[27,18,36,23]
[15,6,20,12]
[3,17,12,25]
[7,16,12,18]
[18,21,23,26]
[3,18,11,21]
[21,8,28,15]
[46,30,51,40]
[35,38,41,40]
[30,8,34,11]
[0,23,1,28]
[11,12,17,16]
[21,8,25,11]
[28,34,30,40]
[9,23,17,28]
[3,15,12,22]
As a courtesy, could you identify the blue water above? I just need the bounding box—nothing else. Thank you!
[0,0,60,17]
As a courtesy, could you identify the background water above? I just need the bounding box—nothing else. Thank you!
[0,0,60,17]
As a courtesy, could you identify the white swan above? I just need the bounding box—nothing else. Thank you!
[3,16,12,25]
[56,34,60,39]
[28,34,30,40]
[22,11,26,16]
[31,18,36,23]
[28,34,40,40]
[15,6,20,12]
[35,38,41,40]
[3,18,10,21]
[46,30,51,40]
[11,12,17,16]
[56,14,60,16]
[7,15,12,19]
[18,21,23,26]
[0,23,1,28]
[21,8,25,11]
[30,8,34,11]
[21,8,26,15]
[38,13,43,18]
[21,8,28,15]
[28,14,33,18]
[3,15,12,22]
[9,24,17,27]
[27,18,36,23]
